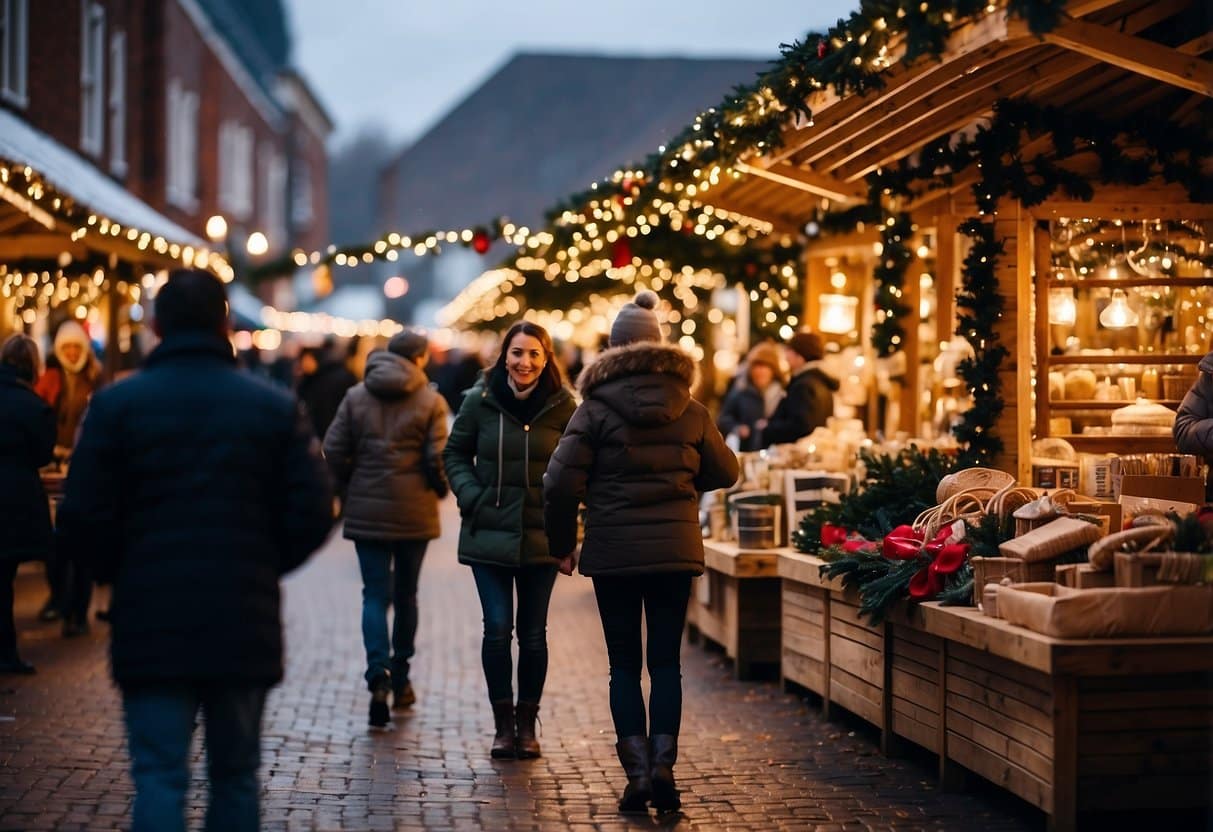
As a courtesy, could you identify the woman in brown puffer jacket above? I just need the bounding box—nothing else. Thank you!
[544,291,739,815]
[1173,349,1213,502]
[324,329,449,727]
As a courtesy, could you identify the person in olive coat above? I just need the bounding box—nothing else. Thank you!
[443,321,576,760]
[324,329,449,726]
[544,291,739,814]
[1174,349,1213,501]
[0,334,56,674]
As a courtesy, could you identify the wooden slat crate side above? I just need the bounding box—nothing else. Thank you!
[892,635,937,668]
[782,623,825,662]
[948,709,1054,783]
[782,650,826,695]
[891,667,938,709]
[947,657,1052,713]
[892,652,939,686]
[1078,728,1212,757]
[830,594,883,633]
[830,634,884,688]
[894,623,941,652]
[782,581,826,609]
[893,694,940,730]
[831,617,884,651]
[1078,671,1213,695]
[782,591,826,619]
[737,578,782,628]
[892,709,939,753]
[949,642,1052,695]
[1078,688,1213,711]
[1077,774,1211,812]
[1077,751,1211,777]
[947,732,1053,813]
[1079,708,1213,733]
[831,669,883,727]
[946,671,1053,736]
[947,690,1054,763]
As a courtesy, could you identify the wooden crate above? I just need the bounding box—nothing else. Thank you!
[828,589,885,729]
[781,579,828,696]
[971,556,1057,605]
[689,542,782,679]
[888,625,943,754]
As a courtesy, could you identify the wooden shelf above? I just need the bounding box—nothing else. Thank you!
[1047,399,1181,410]
[1046,354,1200,365]
[1049,434,1178,454]
[1048,277,1213,289]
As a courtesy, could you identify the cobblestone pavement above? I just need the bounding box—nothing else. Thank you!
[0,501,1054,831]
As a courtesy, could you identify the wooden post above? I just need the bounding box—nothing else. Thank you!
[1033,220,1053,444]
[899,254,923,435]
[991,200,1034,482]
[1050,675,1078,832]
[934,215,957,344]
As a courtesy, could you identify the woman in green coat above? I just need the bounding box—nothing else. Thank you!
[442,321,575,760]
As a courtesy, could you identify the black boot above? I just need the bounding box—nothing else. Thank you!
[650,734,680,812]
[490,700,515,759]
[615,735,652,813]
[368,674,391,727]
[0,651,35,675]
[514,701,541,759]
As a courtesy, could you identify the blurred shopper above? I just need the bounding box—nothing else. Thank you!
[717,342,785,452]
[762,329,838,446]
[544,291,739,814]
[297,340,357,439]
[0,335,56,674]
[56,269,333,832]
[323,329,449,726]
[33,320,101,624]
[443,322,575,759]
[1173,346,1213,501]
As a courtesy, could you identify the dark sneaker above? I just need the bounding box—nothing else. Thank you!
[368,676,391,727]
[393,682,416,710]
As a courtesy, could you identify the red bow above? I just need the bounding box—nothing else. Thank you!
[882,525,924,560]
[821,524,849,547]
[906,522,970,600]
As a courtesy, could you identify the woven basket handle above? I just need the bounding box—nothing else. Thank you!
[1088,524,1174,571]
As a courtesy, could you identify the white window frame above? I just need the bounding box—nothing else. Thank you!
[291,162,313,227]
[80,0,105,156]
[108,29,126,176]
[1,0,29,107]
[166,78,199,212]
[259,141,287,249]
[218,120,253,220]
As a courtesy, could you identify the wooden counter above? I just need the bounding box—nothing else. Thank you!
[775,546,1213,831]
[688,540,781,679]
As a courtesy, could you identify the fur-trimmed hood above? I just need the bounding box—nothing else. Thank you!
[578,341,698,426]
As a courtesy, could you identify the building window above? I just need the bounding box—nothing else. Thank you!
[291,163,313,227]
[0,0,28,106]
[166,78,198,211]
[80,1,105,156]
[218,121,253,219]
[108,30,126,176]
[260,142,287,248]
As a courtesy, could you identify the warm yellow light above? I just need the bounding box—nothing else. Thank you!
[246,232,269,257]
[1099,289,1138,329]
[1048,287,1077,326]
[205,215,228,242]
[819,293,858,335]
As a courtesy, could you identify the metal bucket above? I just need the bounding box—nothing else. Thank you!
[734,502,781,549]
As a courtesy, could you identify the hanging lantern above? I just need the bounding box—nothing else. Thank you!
[1099,288,1138,329]
[818,293,858,335]
[1048,287,1077,326]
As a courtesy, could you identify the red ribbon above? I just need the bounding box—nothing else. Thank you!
[821,524,848,547]
[882,525,924,560]
[882,522,971,601]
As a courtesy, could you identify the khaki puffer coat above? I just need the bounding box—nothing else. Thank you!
[443,370,576,568]
[543,342,739,576]
[324,351,449,541]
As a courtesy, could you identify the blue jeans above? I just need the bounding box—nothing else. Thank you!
[470,563,557,704]
[593,573,692,739]
[355,539,427,687]
[122,682,267,832]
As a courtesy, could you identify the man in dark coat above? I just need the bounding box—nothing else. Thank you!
[0,334,56,674]
[297,343,357,439]
[762,329,839,446]
[57,269,334,832]
[1174,349,1213,501]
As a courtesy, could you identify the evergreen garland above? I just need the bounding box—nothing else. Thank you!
[871,211,914,356]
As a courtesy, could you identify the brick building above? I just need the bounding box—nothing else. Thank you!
[0,0,331,364]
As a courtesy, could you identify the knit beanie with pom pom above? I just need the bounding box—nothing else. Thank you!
[608,290,663,347]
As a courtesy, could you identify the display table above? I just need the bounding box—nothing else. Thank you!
[688,541,781,679]
[775,546,1213,831]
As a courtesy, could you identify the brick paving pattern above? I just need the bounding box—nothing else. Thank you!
[0,502,1050,830]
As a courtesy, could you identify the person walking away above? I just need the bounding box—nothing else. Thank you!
[717,341,785,452]
[761,329,838,447]
[297,342,357,439]
[55,270,334,832]
[0,335,56,674]
[33,320,100,626]
[544,290,739,813]
[442,322,576,759]
[323,329,449,726]
[1173,345,1213,502]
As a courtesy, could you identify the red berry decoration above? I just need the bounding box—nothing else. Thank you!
[622,177,636,194]
[471,230,491,254]
[817,39,828,59]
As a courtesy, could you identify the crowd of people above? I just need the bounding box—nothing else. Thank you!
[0,269,879,830]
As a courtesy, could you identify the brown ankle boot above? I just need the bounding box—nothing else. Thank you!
[490,700,516,759]
[514,701,541,759]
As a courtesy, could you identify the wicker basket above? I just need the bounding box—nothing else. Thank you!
[1087,521,1173,571]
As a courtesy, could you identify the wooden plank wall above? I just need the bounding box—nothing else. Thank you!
[991,200,1034,483]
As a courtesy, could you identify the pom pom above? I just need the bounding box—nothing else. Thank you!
[633,290,658,310]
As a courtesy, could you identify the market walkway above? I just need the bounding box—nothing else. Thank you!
[0,502,1042,831]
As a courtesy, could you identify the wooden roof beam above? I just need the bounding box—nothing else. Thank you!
[733,160,867,203]
[1042,19,1213,97]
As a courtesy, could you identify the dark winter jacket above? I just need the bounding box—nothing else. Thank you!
[443,369,576,568]
[0,366,56,563]
[324,351,449,541]
[762,364,839,446]
[717,380,781,452]
[543,342,739,576]
[298,359,357,439]
[1173,351,1213,501]
[56,333,334,688]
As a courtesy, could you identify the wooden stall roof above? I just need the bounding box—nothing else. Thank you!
[704,0,1212,226]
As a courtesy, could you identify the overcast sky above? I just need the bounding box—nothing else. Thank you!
[287,0,858,149]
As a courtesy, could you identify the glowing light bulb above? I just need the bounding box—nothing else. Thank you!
[1048,287,1077,326]
[1099,289,1138,329]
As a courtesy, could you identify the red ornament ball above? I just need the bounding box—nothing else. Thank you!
[817,40,828,59]
[471,230,491,254]
[611,239,633,269]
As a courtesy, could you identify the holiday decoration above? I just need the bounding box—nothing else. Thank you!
[472,229,492,254]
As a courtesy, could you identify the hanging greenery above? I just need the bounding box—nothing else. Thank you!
[871,211,914,357]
